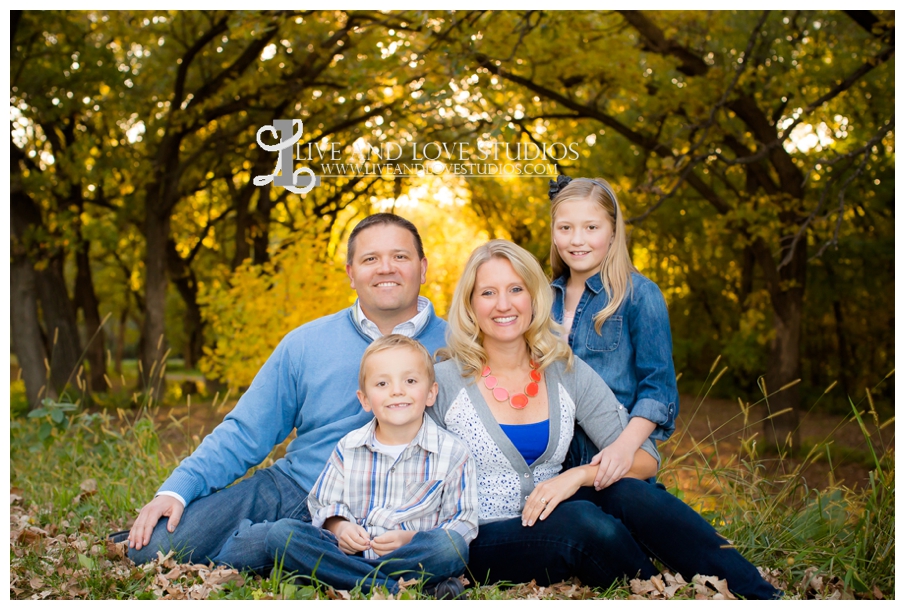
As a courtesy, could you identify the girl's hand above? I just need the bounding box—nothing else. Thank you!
[590,441,635,490]
[329,519,372,555]
[370,530,417,556]
[521,468,586,527]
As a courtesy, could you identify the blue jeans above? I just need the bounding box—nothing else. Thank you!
[127,467,310,566]
[467,500,658,588]
[213,519,468,593]
[566,427,781,599]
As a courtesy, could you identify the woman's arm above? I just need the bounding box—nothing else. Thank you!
[520,448,656,527]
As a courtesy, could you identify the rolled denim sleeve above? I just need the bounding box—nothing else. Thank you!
[627,280,679,442]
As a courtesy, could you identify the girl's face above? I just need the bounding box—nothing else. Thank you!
[471,257,534,350]
[553,197,614,283]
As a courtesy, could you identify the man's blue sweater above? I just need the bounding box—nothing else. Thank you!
[159,305,448,506]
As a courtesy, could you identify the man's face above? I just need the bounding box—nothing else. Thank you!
[346,223,427,325]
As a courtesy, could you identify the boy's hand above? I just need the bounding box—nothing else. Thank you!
[370,530,416,556]
[328,519,371,555]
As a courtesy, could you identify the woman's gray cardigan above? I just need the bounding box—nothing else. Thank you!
[429,356,659,523]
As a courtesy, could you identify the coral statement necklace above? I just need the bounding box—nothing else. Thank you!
[481,360,541,409]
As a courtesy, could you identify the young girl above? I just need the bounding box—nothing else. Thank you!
[548,175,679,489]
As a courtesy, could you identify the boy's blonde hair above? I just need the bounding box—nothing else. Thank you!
[358,334,436,390]
[438,239,573,378]
[550,177,637,333]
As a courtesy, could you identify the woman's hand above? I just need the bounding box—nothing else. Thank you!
[521,468,587,527]
[371,530,417,556]
[326,518,371,555]
[590,440,636,490]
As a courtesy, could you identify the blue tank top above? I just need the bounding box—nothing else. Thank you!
[499,420,550,465]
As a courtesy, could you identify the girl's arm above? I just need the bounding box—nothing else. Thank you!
[626,279,680,442]
[589,416,657,489]
[520,448,655,527]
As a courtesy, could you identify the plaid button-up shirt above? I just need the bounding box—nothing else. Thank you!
[308,415,479,560]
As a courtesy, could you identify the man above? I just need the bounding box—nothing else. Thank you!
[124,213,448,565]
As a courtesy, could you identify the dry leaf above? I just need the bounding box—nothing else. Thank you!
[651,573,665,593]
[691,574,736,600]
[630,577,657,595]
[205,567,243,587]
[326,587,351,600]
[105,539,127,559]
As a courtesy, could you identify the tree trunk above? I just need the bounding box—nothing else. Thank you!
[167,238,205,369]
[74,227,107,393]
[34,254,82,393]
[252,184,273,265]
[114,306,129,375]
[10,253,53,406]
[11,142,81,396]
[141,200,170,397]
[758,236,805,452]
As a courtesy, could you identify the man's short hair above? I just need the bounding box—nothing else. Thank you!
[358,334,436,391]
[346,213,425,264]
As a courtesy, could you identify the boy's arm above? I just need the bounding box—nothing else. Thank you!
[434,446,480,544]
[371,442,479,556]
[309,445,371,554]
[308,446,356,527]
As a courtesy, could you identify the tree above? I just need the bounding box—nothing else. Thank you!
[433,10,894,448]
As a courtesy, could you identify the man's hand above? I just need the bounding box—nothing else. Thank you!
[129,495,184,550]
[327,518,372,555]
[370,530,416,556]
[521,468,587,527]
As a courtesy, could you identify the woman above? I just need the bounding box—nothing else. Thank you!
[431,240,779,599]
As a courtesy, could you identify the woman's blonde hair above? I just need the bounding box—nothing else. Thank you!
[439,239,573,378]
[550,177,637,333]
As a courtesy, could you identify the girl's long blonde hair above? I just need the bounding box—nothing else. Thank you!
[438,239,573,378]
[550,177,637,333]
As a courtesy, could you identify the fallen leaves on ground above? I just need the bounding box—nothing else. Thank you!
[12,487,874,601]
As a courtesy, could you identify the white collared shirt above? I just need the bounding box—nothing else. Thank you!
[354,295,431,340]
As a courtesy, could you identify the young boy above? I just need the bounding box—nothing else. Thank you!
[212,335,478,598]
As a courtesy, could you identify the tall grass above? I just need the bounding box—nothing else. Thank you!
[659,363,895,599]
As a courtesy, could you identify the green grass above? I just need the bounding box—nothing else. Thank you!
[9,385,895,600]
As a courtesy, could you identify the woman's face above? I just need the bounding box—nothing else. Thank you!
[471,257,534,350]
[552,197,614,282]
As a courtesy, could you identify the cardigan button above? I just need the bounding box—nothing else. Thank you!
[524,473,529,478]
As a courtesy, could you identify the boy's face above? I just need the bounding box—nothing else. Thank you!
[357,346,438,438]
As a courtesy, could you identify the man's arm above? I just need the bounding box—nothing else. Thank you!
[130,333,304,550]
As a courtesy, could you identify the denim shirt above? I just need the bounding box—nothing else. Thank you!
[551,271,678,442]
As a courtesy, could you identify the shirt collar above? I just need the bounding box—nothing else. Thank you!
[552,273,603,295]
[345,415,442,455]
[354,296,432,340]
